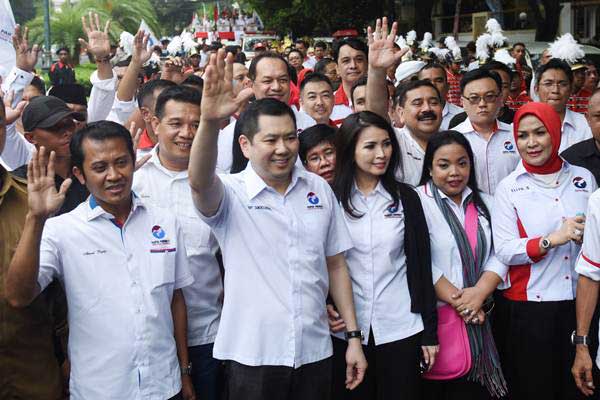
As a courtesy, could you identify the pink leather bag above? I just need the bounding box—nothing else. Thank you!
[423,202,478,380]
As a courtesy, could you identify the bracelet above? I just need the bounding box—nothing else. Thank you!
[345,330,364,341]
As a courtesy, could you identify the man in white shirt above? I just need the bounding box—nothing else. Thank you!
[418,62,463,130]
[536,58,592,152]
[189,49,367,400]
[133,85,225,400]
[4,121,195,399]
[453,68,520,195]
[299,73,335,125]
[216,52,315,173]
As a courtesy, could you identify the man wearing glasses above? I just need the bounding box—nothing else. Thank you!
[453,68,520,195]
[536,59,592,153]
[49,47,76,87]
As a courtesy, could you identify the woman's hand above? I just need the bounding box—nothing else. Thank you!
[452,286,487,318]
[421,345,440,371]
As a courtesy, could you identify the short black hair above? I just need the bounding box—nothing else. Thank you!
[299,124,336,163]
[460,68,502,93]
[333,37,368,63]
[512,42,526,49]
[300,72,333,93]
[314,41,327,50]
[535,58,574,86]
[350,75,368,104]
[29,76,46,94]
[137,79,177,109]
[288,49,304,59]
[70,121,134,172]
[235,52,247,64]
[480,61,513,81]
[395,79,441,107]
[114,57,131,68]
[314,58,336,74]
[48,84,88,107]
[248,51,290,81]
[237,98,296,142]
[419,62,447,81]
[181,75,204,93]
[56,47,69,55]
[154,85,201,120]
[295,39,309,48]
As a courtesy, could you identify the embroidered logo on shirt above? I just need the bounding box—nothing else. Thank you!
[573,177,588,191]
[307,192,324,209]
[247,205,272,210]
[502,141,516,153]
[152,225,166,239]
[384,202,403,218]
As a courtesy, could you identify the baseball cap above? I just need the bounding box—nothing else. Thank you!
[254,42,266,50]
[22,95,85,132]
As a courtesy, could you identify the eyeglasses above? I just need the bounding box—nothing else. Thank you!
[539,81,570,90]
[462,93,499,105]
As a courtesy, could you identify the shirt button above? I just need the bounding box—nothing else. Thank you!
[136,308,141,313]
[132,281,137,286]
[565,276,570,280]
[555,198,559,202]
[536,295,541,299]
[564,256,569,260]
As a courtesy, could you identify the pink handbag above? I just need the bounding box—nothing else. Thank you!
[423,202,478,380]
[422,304,472,380]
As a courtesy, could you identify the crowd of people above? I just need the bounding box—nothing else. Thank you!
[2,11,600,400]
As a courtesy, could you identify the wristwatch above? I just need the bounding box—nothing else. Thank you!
[181,362,193,376]
[345,330,364,341]
[571,331,589,346]
[541,237,552,250]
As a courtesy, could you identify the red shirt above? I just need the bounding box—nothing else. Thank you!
[334,85,350,106]
[506,91,532,111]
[445,68,462,107]
[138,129,155,151]
[289,82,300,108]
[567,88,593,115]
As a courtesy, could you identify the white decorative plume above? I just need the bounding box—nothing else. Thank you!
[406,30,417,45]
[485,18,507,47]
[445,36,462,60]
[119,31,134,56]
[167,35,183,56]
[181,30,197,53]
[475,33,492,61]
[493,48,517,66]
[548,33,585,64]
[419,32,433,52]
[395,35,408,49]
[429,47,449,61]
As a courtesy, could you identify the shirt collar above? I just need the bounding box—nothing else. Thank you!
[514,158,572,178]
[438,185,472,208]
[145,145,189,178]
[243,162,304,200]
[563,109,577,129]
[351,180,392,201]
[87,192,144,222]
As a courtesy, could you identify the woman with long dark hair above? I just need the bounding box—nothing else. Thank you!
[492,102,597,399]
[331,111,438,399]
[417,131,507,399]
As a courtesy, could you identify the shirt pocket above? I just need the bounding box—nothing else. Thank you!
[180,215,212,257]
[148,250,177,288]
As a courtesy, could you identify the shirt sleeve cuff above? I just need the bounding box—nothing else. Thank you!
[174,274,195,290]
[526,237,544,263]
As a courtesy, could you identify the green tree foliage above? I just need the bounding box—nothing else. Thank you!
[25,0,160,63]
[246,0,391,36]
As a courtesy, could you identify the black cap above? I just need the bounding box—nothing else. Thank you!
[22,96,84,132]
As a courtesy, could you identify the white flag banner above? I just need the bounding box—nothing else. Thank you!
[139,19,159,48]
[0,0,16,80]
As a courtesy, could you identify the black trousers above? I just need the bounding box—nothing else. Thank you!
[502,299,578,400]
[331,330,422,400]
[422,374,491,400]
[223,357,332,400]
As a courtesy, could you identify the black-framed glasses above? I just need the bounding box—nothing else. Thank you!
[462,93,500,105]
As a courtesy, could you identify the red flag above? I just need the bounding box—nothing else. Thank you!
[213,5,218,22]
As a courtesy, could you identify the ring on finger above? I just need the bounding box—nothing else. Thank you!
[574,229,583,236]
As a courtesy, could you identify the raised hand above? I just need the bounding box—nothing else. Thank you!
[79,12,111,60]
[367,17,407,70]
[27,147,72,219]
[162,57,185,84]
[201,49,254,121]
[128,121,151,170]
[12,25,41,72]
[131,30,152,65]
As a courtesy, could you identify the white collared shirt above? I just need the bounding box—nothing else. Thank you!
[492,161,597,302]
[88,70,117,122]
[573,189,600,368]
[37,195,194,399]
[454,119,520,195]
[394,126,426,186]
[330,104,353,122]
[560,109,593,153]
[417,185,507,305]
[335,182,423,345]
[197,164,353,367]
[216,107,316,174]
[441,102,464,131]
[133,147,223,347]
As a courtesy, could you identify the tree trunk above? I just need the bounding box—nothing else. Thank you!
[414,0,434,36]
